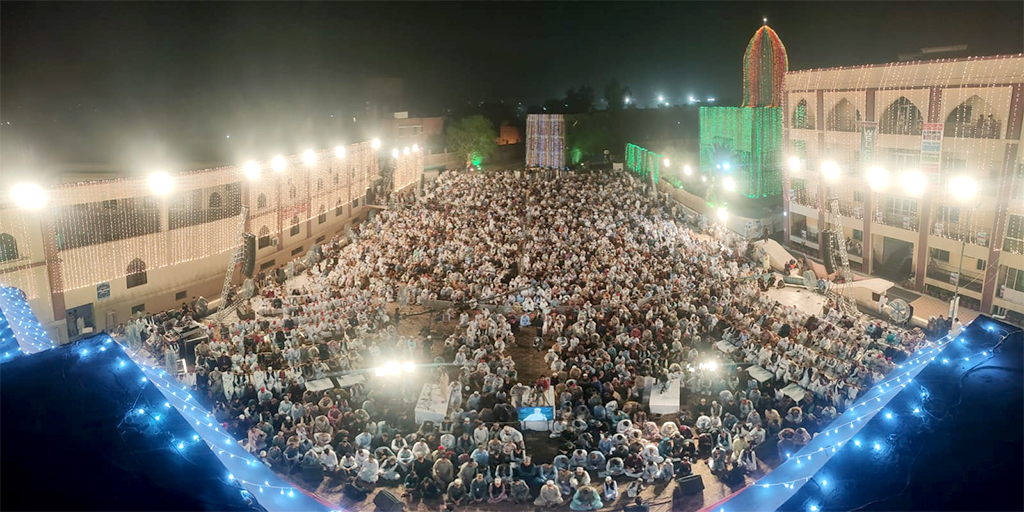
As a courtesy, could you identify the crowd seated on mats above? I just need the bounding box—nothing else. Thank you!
[115,168,929,509]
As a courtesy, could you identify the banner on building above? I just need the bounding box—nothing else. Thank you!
[920,123,944,182]
[860,121,878,167]
[96,282,111,301]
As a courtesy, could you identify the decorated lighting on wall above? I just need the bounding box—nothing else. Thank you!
[148,172,174,195]
[9,183,47,210]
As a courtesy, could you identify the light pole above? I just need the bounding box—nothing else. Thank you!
[949,176,978,319]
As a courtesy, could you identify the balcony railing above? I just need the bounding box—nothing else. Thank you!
[926,265,983,293]
[930,223,990,248]
[791,190,818,209]
[875,211,919,231]
[837,200,864,219]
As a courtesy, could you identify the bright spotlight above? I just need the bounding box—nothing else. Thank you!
[624,96,631,105]
[385,361,401,375]
[698,361,718,371]
[243,161,260,180]
[717,207,729,222]
[658,95,664,102]
[789,156,802,172]
[391,149,399,158]
[403,362,415,373]
[722,163,731,171]
[683,165,692,175]
[822,160,840,181]
[149,172,173,195]
[403,147,410,155]
[271,156,286,173]
[950,175,977,201]
[371,138,381,149]
[334,145,346,158]
[412,144,420,152]
[663,158,671,167]
[302,150,316,166]
[701,175,707,183]
[723,177,736,191]
[901,170,926,196]
[867,166,889,191]
[375,367,386,377]
[10,183,47,209]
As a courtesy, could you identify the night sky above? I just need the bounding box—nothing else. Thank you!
[1,1,1022,173]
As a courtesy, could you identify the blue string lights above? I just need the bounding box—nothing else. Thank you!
[712,319,1009,512]
[0,286,56,359]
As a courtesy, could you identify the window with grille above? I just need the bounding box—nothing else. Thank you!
[929,248,950,263]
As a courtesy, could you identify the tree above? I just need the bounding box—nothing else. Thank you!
[446,115,498,168]
[603,80,633,111]
[565,86,595,114]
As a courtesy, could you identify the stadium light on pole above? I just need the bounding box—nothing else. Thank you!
[10,183,47,210]
[302,150,316,166]
[789,156,802,173]
[901,170,926,196]
[243,161,260,181]
[868,166,889,191]
[149,172,173,195]
[949,175,978,320]
[822,160,840,181]
[271,156,286,173]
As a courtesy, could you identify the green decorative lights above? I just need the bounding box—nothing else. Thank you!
[625,143,661,184]
[699,106,784,199]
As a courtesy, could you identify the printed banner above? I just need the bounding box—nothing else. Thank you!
[96,282,111,301]
[860,121,878,167]
[920,123,944,183]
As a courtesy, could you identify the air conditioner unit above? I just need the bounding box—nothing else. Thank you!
[271,237,280,247]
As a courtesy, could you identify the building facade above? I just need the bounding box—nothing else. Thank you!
[782,54,1024,323]
[0,141,424,343]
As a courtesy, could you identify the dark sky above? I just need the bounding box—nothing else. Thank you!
[1,1,1022,171]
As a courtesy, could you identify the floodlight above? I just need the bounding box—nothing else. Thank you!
[789,156,801,172]
[717,208,729,222]
[271,156,286,172]
[334,146,346,158]
[243,161,260,180]
[867,166,889,191]
[901,170,926,196]
[663,158,671,167]
[149,172,173,195]
[371,138,381,149]
[412,144,420,152]
[302,150,316,166]
[403,147,410,155]
[723,177,736,191]
[683,165,692,175]
[391,149,399,158]
[822,160,840,181]
[950,175,977,201]
[10,183,46,209]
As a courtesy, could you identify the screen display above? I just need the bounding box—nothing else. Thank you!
[518,406,555,422]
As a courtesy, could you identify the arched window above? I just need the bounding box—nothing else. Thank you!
[945,95,1001,139]
[258,225,272,249]
[290,215,301,236]
[0,233,18,262]
[826,99,859,132]
[879,97,923,135]
[318,204,327,224]
[335,198,343,217]
[208,192,222,209]
[257,193,268,209]
[792,99,815,129]
[126,258,148,289]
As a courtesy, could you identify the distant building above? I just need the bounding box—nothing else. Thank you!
[497,123,522,145]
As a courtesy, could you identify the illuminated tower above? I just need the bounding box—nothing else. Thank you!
[742,24,789,108]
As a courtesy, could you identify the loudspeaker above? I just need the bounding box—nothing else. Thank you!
[821,232,836,275]
[372,489,403,511]
[241,233,256,278]
[675,474,704,495]
[343,483,368,502]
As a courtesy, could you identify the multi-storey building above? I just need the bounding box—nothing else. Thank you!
[782,53,1024,323]
[0,141,424,343]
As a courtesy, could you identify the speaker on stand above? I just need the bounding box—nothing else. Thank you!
[241,233,256,278]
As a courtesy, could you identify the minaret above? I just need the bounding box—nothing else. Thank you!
[742,23,789,108]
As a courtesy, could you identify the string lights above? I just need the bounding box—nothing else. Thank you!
[526,114,566,169]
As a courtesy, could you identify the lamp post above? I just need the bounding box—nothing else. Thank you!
[949,176,978,320]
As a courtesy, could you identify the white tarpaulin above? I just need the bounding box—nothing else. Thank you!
[753,239,797,273]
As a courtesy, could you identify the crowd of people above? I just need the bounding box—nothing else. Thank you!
[118,168,925,510]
